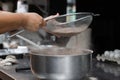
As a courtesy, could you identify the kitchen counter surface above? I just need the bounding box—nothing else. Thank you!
[0,59,35,80]
[91,59,120,80]
[0,58,120,80]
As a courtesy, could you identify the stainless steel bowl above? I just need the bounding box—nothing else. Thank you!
[30,47,93,80]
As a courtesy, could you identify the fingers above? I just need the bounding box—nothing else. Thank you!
[39,18,46,27]
[22,13,45,31]
[44,13,59,21]
[40,13,59,28]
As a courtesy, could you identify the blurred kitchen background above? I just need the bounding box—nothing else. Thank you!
[0,0,119,57]
[0,0,120,80]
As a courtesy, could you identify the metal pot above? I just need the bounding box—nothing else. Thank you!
[30,47,93,80]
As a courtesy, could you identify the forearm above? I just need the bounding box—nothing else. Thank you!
[0,11,58,34]
[0,12,25,34]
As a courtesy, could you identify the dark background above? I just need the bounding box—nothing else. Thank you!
[76,0,120,54]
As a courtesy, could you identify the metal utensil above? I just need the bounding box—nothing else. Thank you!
[6,29,41,49]
[43,12,95,37]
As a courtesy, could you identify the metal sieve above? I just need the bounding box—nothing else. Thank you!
[43,12,97,37]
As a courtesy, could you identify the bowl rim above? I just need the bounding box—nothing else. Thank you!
[30,47,93,57]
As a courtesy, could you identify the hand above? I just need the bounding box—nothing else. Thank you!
[22,13,46,32]
[22,13,59,32]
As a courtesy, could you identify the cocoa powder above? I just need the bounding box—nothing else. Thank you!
[51,25,88,37]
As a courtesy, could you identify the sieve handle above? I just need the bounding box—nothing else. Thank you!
[7,30,42,49]
[7,29,25,38]
[15,35,41,49]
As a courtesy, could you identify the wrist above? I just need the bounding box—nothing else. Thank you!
[16,13,27,28]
